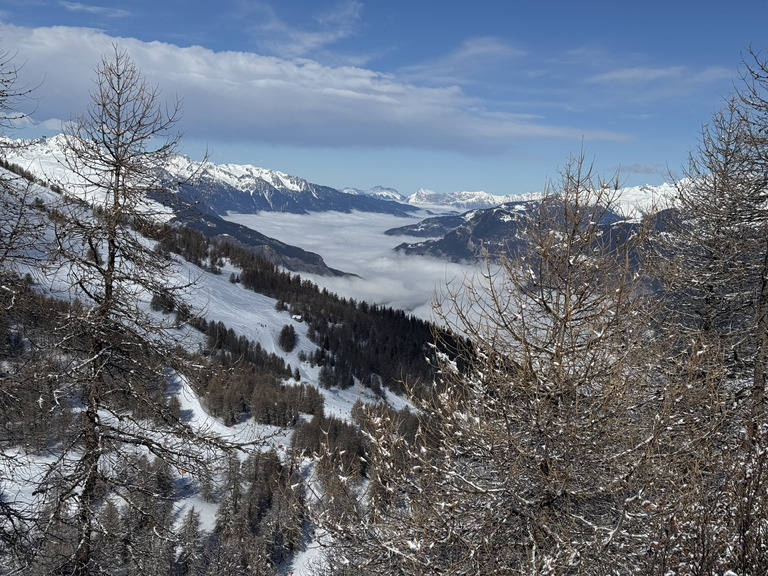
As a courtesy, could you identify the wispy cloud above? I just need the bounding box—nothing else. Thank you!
[401,37,526,85]
[242,0,363,61]
[585,65,733,103]
[589,66,685,84]
[59,2,130,18]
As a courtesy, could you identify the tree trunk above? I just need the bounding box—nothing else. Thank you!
[750,233,768,438]
[72,391,100,575]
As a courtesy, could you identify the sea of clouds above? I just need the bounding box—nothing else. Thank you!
[225,209,481,321]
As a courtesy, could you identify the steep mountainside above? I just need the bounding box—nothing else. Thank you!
[394,201,538,261]
[164,156,418,216]
[4,135,418,214]
[4,137,360,275]
[0,159,435,575]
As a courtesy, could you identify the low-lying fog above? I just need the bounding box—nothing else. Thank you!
[225,210,480,321]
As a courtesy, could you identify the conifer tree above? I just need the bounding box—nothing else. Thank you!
[176,507,204,576]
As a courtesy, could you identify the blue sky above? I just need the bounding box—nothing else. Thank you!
[1,1,766,196]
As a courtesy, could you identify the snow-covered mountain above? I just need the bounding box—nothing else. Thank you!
[391,190,671,263]
[5,135,675,272]
[2,136,355,276]
[393,200,541,261]
[165,156,418,216]
[6,135,671,219]
[341,185,406,202]
[405,188,536,211]
[403,183,671,214]
[4,136,419,217]
[390,181,675,262]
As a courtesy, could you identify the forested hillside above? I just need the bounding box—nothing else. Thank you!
[150,221,440,395]
[0,44,442,575]
[4,41,768,576]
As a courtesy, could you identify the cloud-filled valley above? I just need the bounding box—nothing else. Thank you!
[225,209,477,320]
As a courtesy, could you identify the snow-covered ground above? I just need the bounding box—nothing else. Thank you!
[0,182,410,576]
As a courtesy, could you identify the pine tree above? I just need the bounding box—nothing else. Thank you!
[176,507,204,576]
[278,323,297,352]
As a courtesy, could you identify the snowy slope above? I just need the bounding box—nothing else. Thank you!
[167,155,315,195]
[3,135,177,220]
[4,135,312,198]
[614,181,677,217]
[165,253,409,575]
[0,171,407,575]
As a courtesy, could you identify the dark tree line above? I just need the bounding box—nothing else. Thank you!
[224,238,441,395]
[198,359,323,428]
[154,222,443,396]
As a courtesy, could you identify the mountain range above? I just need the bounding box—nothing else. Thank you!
[404,188,540,210]
[387,198,665,264]
[5,135,671,270]
[163,156,419,217]
[390,201,544,261]
[342,185,537,211]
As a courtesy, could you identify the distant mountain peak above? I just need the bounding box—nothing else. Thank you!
[406,188,527,210]
[166,156,314,195]
[160,158,417,216]
[341,185,405,202]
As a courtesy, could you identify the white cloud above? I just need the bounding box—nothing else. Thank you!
[4,22,618,153]
[585,65,733,104]
[589,66,686,84]
[38,117,67,130]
